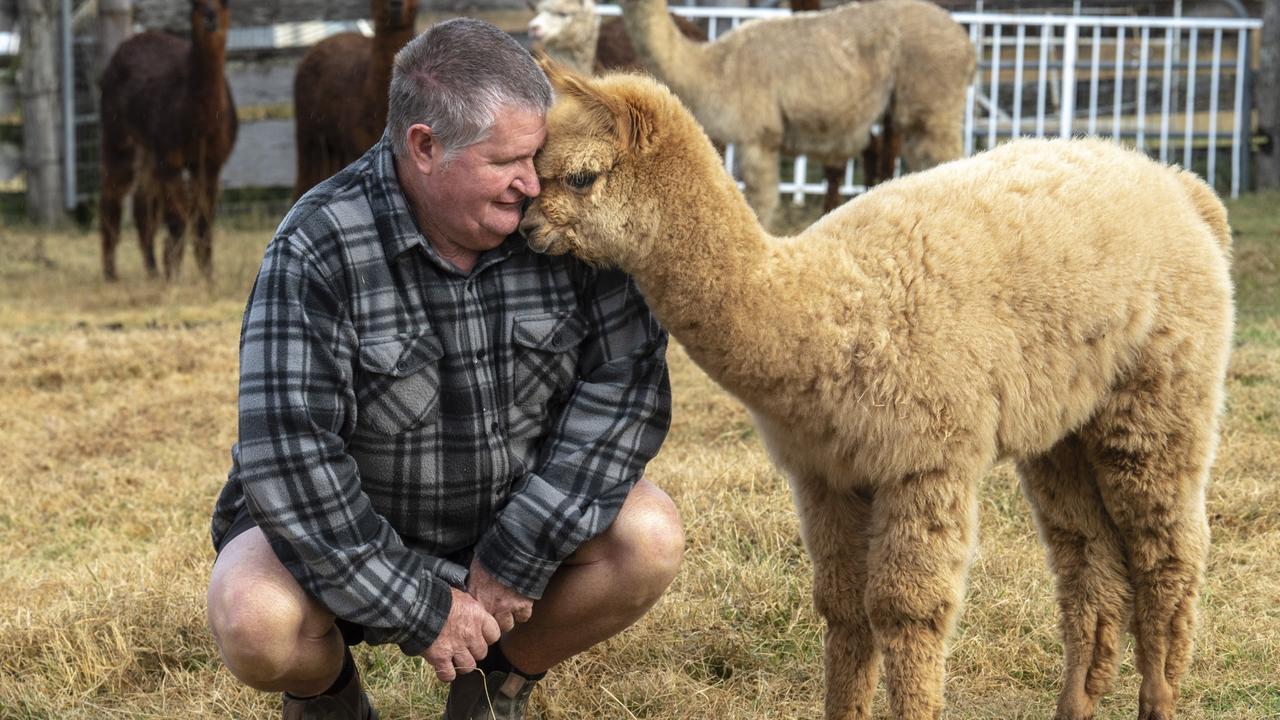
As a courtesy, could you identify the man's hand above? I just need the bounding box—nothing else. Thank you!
[467,558,534,633]
[421,587,500,682]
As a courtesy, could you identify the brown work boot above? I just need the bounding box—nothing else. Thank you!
[442,669,539,720]
[281,653,378,720]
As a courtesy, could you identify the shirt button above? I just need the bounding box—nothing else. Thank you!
[490,421,500,433]
[552,332,563,345]
[475,349,486,361]
[395,360,407,371]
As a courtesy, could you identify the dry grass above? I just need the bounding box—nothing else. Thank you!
[1,191,1277,719]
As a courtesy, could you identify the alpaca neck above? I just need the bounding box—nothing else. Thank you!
[621,132,800,407]
[620,0,710,95]
[366,27,410,127]
[189,32,228,130]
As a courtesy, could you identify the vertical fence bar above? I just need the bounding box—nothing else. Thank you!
[1013,23,1026,137]
[1036,21,1051,137]
[60,0,76,210]
[988,23,1002,147]
[1183,28,1198,168]
[1137,26,1150,149]
[792,155,807,205]
[1088,24,1101,135]
[1231,28,1245,196]
[1159,26,1175,162]
[1207,28,1222,186]
[1235,27,1251,196]
[1060,21,1078,138]
[1113,25,1125,139]
[965,19,981,156]
[707,17,718,40]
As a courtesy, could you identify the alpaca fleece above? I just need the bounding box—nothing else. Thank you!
[520,66,1234,720]
[617,0,974,228]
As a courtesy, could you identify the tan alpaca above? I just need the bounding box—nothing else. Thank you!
[617,0,975,228]
[520,65,1234,720]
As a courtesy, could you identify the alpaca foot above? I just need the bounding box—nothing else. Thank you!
[1137,681,1175,720]
[1054,687,1099,720]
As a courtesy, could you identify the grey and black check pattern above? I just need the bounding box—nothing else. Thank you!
[212,136,671,656]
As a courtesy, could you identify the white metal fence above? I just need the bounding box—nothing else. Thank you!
[598,4,1263,199]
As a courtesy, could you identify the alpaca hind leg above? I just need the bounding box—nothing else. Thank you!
[160,176,191,281]
[132,183,160,278]
[1082,356,1220,720]
[738,142,780,230]
[865,466,979,719]
[898,109,963,174]
[821,164,845,214]
[1017,435,1133,720]
[791,476,879,719]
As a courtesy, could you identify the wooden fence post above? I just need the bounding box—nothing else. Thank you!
[1257,0,1280,189]
[18,0,63,225]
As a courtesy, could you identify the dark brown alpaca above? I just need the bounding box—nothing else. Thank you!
[293,0,417,199]
[787,0,901,212]
[594,13,704,73]
[98,0,237,282]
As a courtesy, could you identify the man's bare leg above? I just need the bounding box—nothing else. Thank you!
[207,527,347,696]
[498,479,685,674]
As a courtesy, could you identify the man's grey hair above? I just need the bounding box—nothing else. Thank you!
[388,18,553,160]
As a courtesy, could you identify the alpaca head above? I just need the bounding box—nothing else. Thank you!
[528,0,596,45]
[191,0,230,42]
[520,59,697,268]
[373,0,417,34]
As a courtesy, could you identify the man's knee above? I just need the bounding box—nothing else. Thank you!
[611,482,685,594]
[208,579,317,689]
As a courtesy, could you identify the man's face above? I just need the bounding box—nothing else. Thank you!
[428,106,547,254]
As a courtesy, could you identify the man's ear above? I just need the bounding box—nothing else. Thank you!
[405,123,443,176]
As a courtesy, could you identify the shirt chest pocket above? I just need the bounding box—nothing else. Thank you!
[355,330,445,435]
[511,312,588,409]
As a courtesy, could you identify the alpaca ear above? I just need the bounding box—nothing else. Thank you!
[538,54,658,154]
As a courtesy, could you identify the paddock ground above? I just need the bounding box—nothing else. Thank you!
[0,193,1276,719]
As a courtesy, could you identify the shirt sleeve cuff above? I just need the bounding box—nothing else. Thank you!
[391,571,454,656]
[473,518,562,600]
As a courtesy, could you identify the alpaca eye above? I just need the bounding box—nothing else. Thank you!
[564,172,597,192]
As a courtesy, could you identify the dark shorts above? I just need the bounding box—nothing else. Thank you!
[215,504,367,647]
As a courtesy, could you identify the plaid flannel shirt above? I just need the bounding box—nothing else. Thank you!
[211,137,671,656]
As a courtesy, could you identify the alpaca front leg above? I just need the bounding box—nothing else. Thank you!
[865,468,979,720]
[159,176,191,281]
[132,184,161,279]
[791,476,879,719]
[737,142,780,230]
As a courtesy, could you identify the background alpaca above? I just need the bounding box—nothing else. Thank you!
[528,0,705,75]
[521,66,1234,720]
[617,0,974,227]
[528,0,895,212]
[293,0,417,198]
[98,0,237,282]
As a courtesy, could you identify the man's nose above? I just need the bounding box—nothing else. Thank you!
[514,159,540,198]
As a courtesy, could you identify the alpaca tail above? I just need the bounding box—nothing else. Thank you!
[1178,169,1233,259]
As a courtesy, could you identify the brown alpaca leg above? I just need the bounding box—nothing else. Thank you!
[132,183,161,279]
[99,152,135,282]
[192,170,219,282]
[821,164,845,214]
[160,176,191,281]
[1017,435,1132,720]
[738,142,780,230]
[865,467,979,720]
[1082,352,1219,720]
[792,476,879,720]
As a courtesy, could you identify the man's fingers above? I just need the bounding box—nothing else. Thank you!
[513,604,533,623]
[481,613,501,645]
[452,651,477,675]
[496,611,515,633]
[433,657,457,683]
